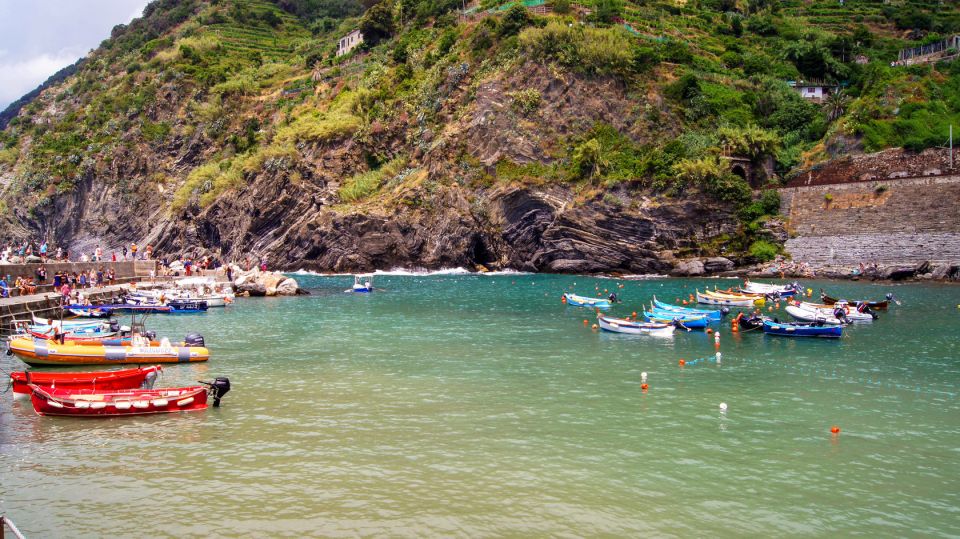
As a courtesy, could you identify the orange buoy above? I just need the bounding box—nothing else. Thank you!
[641,383,648,390]
[831,426,840,434]
[679,359,686,366]
[731,324,739,333]
[561,296,567,303]
[706,328,713,334]
[682,300,689,305]
[583,319,589,326]
[632,311,638,318]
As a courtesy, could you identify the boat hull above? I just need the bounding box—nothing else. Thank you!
[763,320,842,338]
[10,366,161,395]
[29,385,208,417]
[8,338,210,366]
[652,298,724,320]
[643,310,710,328]
[696,291,758,307]
[598,316,675,336]
[820,294,889,310]
[563,293,611,309]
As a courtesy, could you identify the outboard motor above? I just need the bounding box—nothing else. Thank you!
[184,333,205,347]
[885,293,894,301]
[143,330,157,341]
[720,307,731,317]
[109,320,121,333]
[200,377,231,407]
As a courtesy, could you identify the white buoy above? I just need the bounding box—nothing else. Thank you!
[719,402,728,412]
[641,372,648,382]
[715,352,722,363]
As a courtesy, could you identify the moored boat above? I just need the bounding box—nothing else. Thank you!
[562,293,611,308]
[741,280,800,297]
[7,334,209,366]
[350,273,375,293]
[820,292,891,310]
[9,366,162,395]
[651,297,727,321]
[762,319,842,338]
[790,301,875,323]
[597,315,675,336]
[696,290,759,307]
[642,310,710,329]
[784,305,843,325]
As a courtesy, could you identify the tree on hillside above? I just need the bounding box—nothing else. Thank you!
[823,91,850,122]
[360,1,395,45]
[593,0,624,24]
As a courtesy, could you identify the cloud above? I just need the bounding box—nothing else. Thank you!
[0,48,85,108]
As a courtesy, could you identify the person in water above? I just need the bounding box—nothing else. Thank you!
[608,292,618,303]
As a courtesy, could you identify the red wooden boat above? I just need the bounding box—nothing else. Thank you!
[28,377,231,417]
[10,366,162,395]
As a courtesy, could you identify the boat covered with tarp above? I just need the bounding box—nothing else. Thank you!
[9,366,162,395]
[562,293,611,308]
[762,319,842,338]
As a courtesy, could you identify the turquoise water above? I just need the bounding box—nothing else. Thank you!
[2,273,960,537]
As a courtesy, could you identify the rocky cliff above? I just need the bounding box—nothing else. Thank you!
[2,0,957,274]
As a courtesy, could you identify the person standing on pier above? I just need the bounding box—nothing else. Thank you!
[94,245,103,262]
[131,243,138,260]
[0,276,8,298]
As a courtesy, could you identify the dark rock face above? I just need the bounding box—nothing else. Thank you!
[142,182,741,274]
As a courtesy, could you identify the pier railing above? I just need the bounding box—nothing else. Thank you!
[1,514,27,539]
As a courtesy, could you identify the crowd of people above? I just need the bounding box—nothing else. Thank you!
[0,240,154,264]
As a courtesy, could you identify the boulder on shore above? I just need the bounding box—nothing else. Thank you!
[231,266,302,296]
[672,259,705,276]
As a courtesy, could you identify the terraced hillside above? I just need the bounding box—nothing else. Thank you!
[0,0,957,271]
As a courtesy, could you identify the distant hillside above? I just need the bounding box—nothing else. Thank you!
[0,0,957,271]
[0,59,84,130]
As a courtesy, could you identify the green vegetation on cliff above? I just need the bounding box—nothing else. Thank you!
[1,0,959,260]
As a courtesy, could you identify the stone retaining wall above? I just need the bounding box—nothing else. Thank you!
[779,175,960,267]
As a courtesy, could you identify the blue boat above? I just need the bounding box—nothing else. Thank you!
[167,299,208,314]
[647,306,720,325]
[642,310,710,329]
[66,304,174,316]
[563,293,611,309]
[350,274,375,293]
[762,319,842,338]
[651,297,726,321]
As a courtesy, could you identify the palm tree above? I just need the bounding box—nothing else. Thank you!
[823,91,850,122]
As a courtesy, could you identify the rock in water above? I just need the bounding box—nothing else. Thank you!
[230,266,301,296]
[276,278,299,296]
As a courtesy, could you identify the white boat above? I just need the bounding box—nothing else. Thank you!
[128,278,234,307]
[741,281,800,296]
[784,305,843,325]
[696,290,757,307]
[597,315,675,336]
[350,274,374,293]
[794,301,874,323]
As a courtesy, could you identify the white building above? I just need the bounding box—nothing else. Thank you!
[337,30,363,57]
[787,80,837,103]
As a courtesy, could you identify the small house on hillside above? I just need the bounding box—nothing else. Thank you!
[787,80,839,103]
[337,29,363,57]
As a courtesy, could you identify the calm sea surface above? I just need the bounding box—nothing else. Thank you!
[2,273,959,537]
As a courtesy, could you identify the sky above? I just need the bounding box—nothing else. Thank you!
[0,0,151,110]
